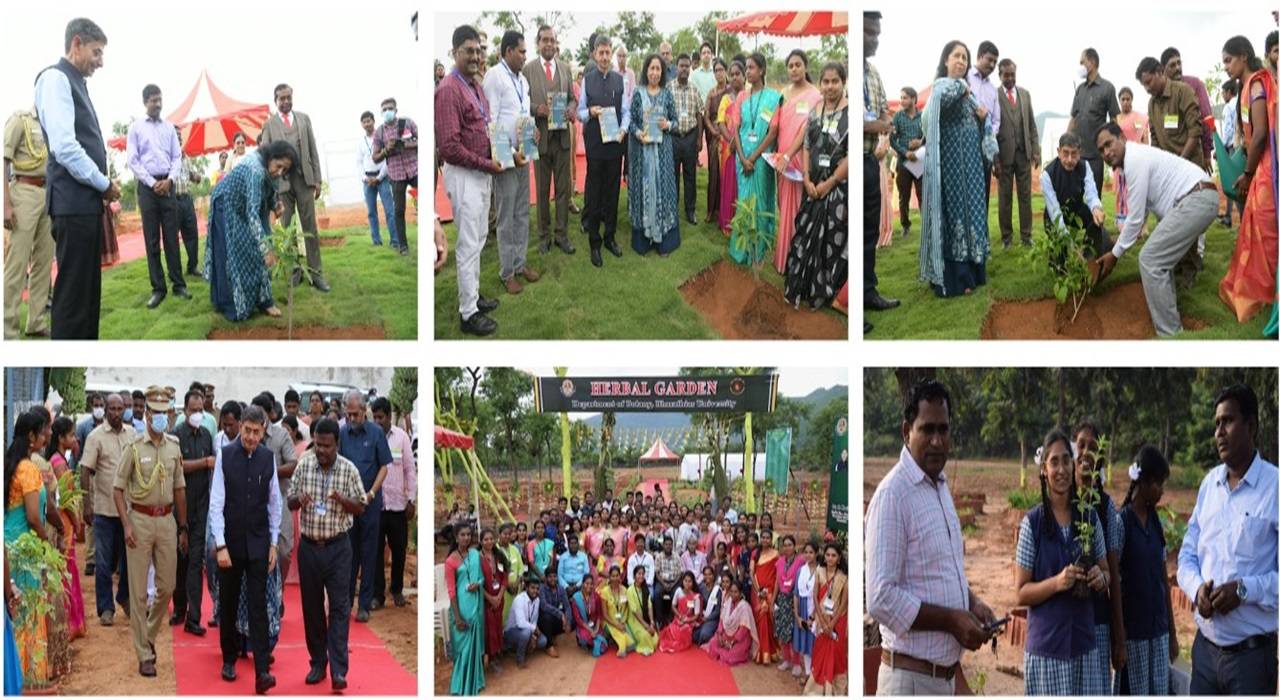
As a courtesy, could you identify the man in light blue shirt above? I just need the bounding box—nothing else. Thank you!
[556,534,590,595]
[968,41,1000,208]
[127,84,188,308]
[504,577,548,666]
[1178,383,1278,695]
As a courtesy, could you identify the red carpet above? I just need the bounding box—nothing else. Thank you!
[172,580,415,696]
[586,648,739,695]
[639,479,670,500]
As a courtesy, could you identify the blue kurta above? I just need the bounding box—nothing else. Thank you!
[731,86,782,265]
[205,155,276,321]
[628,87,681,255]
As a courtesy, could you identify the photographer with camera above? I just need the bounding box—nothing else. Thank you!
[372,97,417,256]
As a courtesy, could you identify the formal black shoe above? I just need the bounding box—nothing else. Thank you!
[604,240,623,258]
[393,593,407,607]
[331,676,348,691]
[255,673,276,695]
[555,237,576,254]
[311,277,331,293]
[184,621,207,636]
[590,248,603,267]
[84,563,95,576]
[864,321,873,335]
[459,313,497,336]
[267,654,275,667]
[173,288,192,300]
[146,292,166,309]
[370,598,384,611]
[686,214,697,225]
[208,617,218,628]
[187,269,203,280]
[221,663,237,682]
[140,660,156,677]
[477,296,499,313]
[169,612,185,626]
[355,608,371,623]
[864,292,900,311]
[305,667,326,685]
[398,246,410,256]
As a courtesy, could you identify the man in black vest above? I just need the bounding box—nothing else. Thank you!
[174,388,215,636]
[1039,132,1110,259]
[209,405,281,694]
[577,33,629,268]
[34,17,120,339]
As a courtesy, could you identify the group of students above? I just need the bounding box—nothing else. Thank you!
[867,379,1278,696]
[434,23,850,336]
[444,492,849,695]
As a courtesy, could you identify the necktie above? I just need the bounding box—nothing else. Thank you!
[1007,88,1016,106]
[545,60,553,82]
[283,112,292,128]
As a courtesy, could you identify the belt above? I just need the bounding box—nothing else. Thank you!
[302,534,347,548]
[673,129,697,138]
[881,650,959,680]
[15,175,45,188]
[1176,181,1217,205]
[1205,631,1277,654]
[151,174,170,181]
[365,171,380,177]
[131,503,173,517]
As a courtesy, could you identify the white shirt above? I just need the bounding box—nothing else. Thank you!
[797,563,817,619]
[504,591,540,634]
[627,551,655,587]
[482,60,531,146]
[1113,142,1212,258]
[355,132,388,181]
[724,508,738,524]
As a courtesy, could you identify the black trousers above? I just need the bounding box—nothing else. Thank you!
[584,156,622,248]
[218,552,270,675]
[173,531,189,618]
[391,176,415,251]
[537,604,566,644]
[51,213,103,339]
[1189,630,1277,695]
[299,536,353,678]
[175,194,200,273]
[705,134,720,218]
[185,514,207,624]
[374,509,408,600]
[672,130,699,219]
[863,153,880,295]
[138,184,186,294]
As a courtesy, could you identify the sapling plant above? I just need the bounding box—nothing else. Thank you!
[1071,433,1109,598]
[1026,212,1097,326]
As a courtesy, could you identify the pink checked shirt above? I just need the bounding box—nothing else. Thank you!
[865,446,971,666]
[380,425,417,512]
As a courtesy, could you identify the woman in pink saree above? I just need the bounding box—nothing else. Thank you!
[774,50,822,272]
[717,61,747,234]
[703,580,758,666]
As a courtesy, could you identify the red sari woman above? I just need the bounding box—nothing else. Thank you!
[658,572,702,653]
[807,543,849,694]
[718,61,747,234]
[750,530,781,663]
[46,421,85,642]
[477,529,506,670]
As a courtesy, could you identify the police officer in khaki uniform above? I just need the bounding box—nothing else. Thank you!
[112,386,188,678]
[3,107,54,338]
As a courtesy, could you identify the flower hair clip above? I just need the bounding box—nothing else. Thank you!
[1128,462,1141,481]
[1034,445,1045,467]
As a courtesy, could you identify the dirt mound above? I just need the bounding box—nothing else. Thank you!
[679,260,847,340]
[980,280,1207,339]
[207,324,386,340]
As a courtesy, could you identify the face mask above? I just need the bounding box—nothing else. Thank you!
[383,109,396,124]
[150,412,169,434]
[1077,65,1089,80]
[188,411,204,428]
[92,407,105,420]
[123,408,134,422]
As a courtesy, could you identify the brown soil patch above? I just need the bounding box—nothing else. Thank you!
[207,324,386,340]
[980,281,1207,339]
[679,260,847,340]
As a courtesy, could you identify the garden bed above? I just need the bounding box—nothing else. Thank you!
[207,323,386,340]
[980,281,1207,340]
[679,260,847,340]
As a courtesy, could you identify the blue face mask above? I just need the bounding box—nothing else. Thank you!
[383,109,396,124]
[150,412,169,434]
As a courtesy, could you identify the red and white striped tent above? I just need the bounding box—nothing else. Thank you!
[107,70,270,157]
[638,437,681,466]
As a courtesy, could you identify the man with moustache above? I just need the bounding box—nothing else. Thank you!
[866,380,997,694]
[968,41,1001,209]
[80,392,136,626]
[126,86,187,310]
[524,24,578,255]
[258,83,329,292]
[994,59,1040,249]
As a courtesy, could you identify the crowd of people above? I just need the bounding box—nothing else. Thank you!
[3,17,419,337]
[443,491,849,695]
[866,379,1277,695]
[434,23,850,336]
[4,382,417,694]
[862,11,1279,339]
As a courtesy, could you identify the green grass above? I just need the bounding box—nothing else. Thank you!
[17,224,417,340]
[433,168,845,339]
[867,190,1268,340]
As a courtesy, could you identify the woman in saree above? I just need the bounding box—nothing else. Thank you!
[919,40,991,298]
[696,569,730,645]
[45,418,85,641]
[4,412,56,687]
[717,60,746,234]
[659,571,702,653]
[607,510,628,558]
[703,59,730,225]
[445,524,484,696]
[785,61,850,310]
[530,522,556,580]
[751,529,781,663]
[5,557,23,695]
[730,52,782,266]
[703,580,758,666]
[624,565,658,655]
[773,50,822,273]
[1218,35,1277,328]
[598,565,637,657]
[204,140,299,322]
[498,523,525,621]
[584,511,606,560]
[806,543,849,695]
[596,537,623,579]
[478,529,506,670]
[773,534,806,673]
[628,53,681,257]
[571,573,608,657]
[1266,30,1279,339]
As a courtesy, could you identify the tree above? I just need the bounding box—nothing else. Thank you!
[981,368,1046,486]
[477,11,574,42]
[480,367,532,482]
[577,12,663,68]
[47,368,87,415]
[389,367,417,424]
[596,412,616,498]
[693,12,743,59]
[802,396,849,470]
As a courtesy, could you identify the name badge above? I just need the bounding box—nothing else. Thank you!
[795,100,810,115]
[818,154,832,168]
[679,111,688,121]
[747,133,759,144]
[1164,114,1179,130]
[314,500,327,516]
[823,597,835,613]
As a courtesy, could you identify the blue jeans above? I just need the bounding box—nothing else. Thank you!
[363,178,399,247]
[347,505,381,611]
[503,625,547,663]
[93,514,129,616]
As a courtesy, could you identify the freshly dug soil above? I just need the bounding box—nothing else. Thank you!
[207,324,387,340]
[679,260,847,340]
[980,281,1206,339]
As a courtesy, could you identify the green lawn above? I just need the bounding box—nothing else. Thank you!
[16,224,417,340]
[866,190,1268,340]
[434,168,844,339]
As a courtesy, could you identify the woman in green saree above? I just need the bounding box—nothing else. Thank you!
[446,524,485,696]
[730,51,783,266]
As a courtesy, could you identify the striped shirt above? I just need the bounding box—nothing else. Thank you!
[865,446,970,666]
[287,449,365,541]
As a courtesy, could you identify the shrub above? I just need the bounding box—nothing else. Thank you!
[1006,488,1038,511]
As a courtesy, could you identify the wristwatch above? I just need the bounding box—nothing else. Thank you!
[1238,581,1248,604]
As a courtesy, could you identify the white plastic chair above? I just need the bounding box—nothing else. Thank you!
[435,563,452,656]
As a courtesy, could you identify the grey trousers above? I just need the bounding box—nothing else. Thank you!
[997,150,1033,244]
[443,163,492,319]
[1138,188,1217,336]
[1190,630,1278,695]
[534,142,572,243]
[494,164,531,281]
[278,170,324,279]
[876,663,955,696]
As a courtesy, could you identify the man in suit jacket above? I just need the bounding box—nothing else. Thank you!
[523,25,578,255]
[258,83,329,292]
[995,59,1040,248]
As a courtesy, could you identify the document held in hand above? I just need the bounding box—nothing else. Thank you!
[598,107,621,142]
[644,109,664,144]
[549,92,568,131]
[490,121,514,169]
[517,116,540,161]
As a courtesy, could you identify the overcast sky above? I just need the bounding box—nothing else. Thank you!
[870,9,1274,116]
[1,1,416,203]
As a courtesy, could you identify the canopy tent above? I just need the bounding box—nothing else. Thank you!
[716,11,848,37]
[107,70,270,157]
[638,437,681,466]
[679,453,766,482]
[434,425,475,450]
